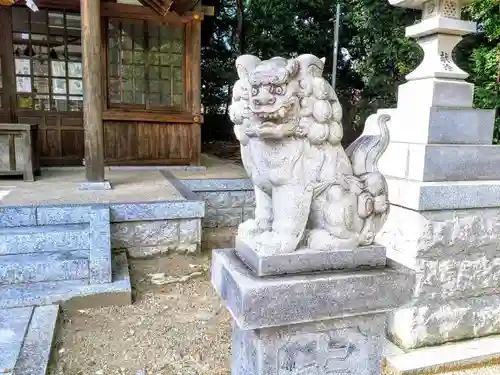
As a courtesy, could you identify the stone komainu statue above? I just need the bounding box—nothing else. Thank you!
[230,54,391,254]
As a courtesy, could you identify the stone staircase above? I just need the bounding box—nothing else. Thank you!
[0,224,90,285]
[0,205,131,374]
[0,305,59,375]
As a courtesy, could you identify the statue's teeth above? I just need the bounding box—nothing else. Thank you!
[279,108,286,117]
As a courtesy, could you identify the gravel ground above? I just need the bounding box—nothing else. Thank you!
[48,252,231,375]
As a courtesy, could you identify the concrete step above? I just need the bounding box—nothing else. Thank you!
[0,253,132,310]
[0,305,59,375]
[13,305,59,375]
[0,306,33,374]
[0,224,90,255]
[0,251,89,285]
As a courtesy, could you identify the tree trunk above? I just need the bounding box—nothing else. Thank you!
[236,0,245,54]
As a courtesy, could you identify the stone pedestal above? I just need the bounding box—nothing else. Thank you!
[378,0,499,373]
[212,245,414,375]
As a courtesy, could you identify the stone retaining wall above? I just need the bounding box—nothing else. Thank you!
[112,218,201,258]
[178,179,255,228]
[0,199,204,259]
[379,205,500,350]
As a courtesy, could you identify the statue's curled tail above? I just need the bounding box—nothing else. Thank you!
[346,113,391,245]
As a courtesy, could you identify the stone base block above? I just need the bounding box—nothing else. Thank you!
[235,237,387,276]
[384,334,500,375]
[397,78,474,108]
[384,177,500,210]
[380,143,500,182]
[79,180,112,191]
[388,293,500,350]
[233,313,387,375]
[212,248,414,330]
[380,107,495,145]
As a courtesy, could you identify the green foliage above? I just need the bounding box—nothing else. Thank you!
[465,0,500,143]
[344,0,421,126]
[201,0,499,142]
[201,0,238,114]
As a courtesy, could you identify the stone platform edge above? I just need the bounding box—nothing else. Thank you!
[0,252,131,310]
[0,173,255,228]
[163,171,255,228]
[13,305,60,375]
[383,334,500,375]
[0,199,205,227]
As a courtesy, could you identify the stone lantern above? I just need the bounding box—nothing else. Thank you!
[391,0,476,108]
[378,0,500,373]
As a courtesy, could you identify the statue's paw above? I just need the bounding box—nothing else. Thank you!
[238,219,267,240]
[238,219,259,239]
[254,231,296,254]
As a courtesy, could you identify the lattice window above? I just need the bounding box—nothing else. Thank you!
[12,7,83,112]
[442,0,459,18]
[107,19,184,110]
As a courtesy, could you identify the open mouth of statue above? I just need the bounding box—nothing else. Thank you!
[253,102,295,127]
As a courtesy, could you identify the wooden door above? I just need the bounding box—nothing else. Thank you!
[10,6,85,166]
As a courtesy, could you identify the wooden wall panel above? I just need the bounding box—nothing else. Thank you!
[61,129,84,158]
[0,113,10,123]
[17,112,84,165]
[104,120,198,165]
[104,121,138,162]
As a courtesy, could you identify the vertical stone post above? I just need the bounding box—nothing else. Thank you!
[80,0,111,190]
[377,0,499,373]
[212,54,414,375]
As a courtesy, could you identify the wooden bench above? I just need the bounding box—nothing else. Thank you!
[0,123,40,182]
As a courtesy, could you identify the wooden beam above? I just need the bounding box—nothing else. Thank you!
[171,0,198,15]
[191,17,201,115]
[81,0,105,182]
[103,110,203,123]
[189,5,201,165]
[17,0,81,12]
[101,2,187,25]
[136,0,173,16]
[0,7,16,123]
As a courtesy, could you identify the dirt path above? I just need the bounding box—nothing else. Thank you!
[48,253,231,375]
